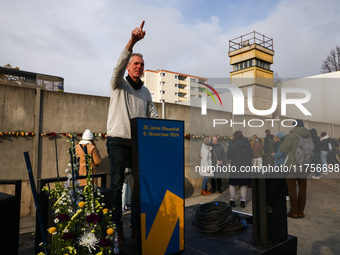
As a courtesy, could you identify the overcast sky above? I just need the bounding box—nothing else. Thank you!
[1,0,339,97]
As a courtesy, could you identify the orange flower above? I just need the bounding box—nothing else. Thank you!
[107,228,114,235]
[48,227,57,234]
[102,208,109,213]
[78,201,85,208]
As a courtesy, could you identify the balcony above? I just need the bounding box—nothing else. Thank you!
[179,88,187,93]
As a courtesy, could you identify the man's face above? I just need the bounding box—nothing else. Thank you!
[127,56,144,80]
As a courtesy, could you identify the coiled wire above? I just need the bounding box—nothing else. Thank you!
[192,201,247,233]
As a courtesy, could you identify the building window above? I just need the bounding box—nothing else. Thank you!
[175,84,178,87]
[160,90,166,94]
[190,78,196,83]
[190,87,196,91]
[234,58,268,72]
[191,95,196,99]
[160,81,165,86]
[175,92,178,96]
[160,99,165,102]
[160,73,166,77]
[175,75,178,79]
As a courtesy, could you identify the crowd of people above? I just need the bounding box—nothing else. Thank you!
[198,120,339,219]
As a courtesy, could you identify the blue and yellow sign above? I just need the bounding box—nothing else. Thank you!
[131,118,184,255]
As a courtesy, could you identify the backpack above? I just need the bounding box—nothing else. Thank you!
[291,132,314,166]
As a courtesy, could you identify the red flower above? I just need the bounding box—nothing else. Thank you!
[99,238,111,247]
[62,232,76,240]
[85,213,101,224]
[56,214,70,222]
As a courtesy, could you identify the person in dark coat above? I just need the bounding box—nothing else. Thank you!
[263,129,275,166]
[226,130,252,208]
[211,135,226,193]
[310,129,321,179]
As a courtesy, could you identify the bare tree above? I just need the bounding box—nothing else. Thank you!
[321,45,340,73]
[273,72,281,86]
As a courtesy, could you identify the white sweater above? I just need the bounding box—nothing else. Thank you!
[106,48,158,139]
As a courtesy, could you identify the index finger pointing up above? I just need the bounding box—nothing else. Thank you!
[140,20,145,30]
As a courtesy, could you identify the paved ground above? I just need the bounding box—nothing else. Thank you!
[18,175,340,255]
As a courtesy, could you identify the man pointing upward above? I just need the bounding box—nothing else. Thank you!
[106,20,158,246]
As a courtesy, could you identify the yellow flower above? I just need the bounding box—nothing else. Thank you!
[78,201,85,208]
[103,208,109,213]
[48,227,57,234]
[107,228,114,235]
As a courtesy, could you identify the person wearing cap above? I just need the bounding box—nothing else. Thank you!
[106,21,158,245]
[272,132,286,167]
[280,119,310,219]
[75,129,102,186]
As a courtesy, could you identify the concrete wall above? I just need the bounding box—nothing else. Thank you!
[1,84,339,216]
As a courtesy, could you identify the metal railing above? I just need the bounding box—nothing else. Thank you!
[229,31,273,52]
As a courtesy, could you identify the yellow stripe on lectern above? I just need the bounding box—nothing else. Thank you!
[141,190,184,255]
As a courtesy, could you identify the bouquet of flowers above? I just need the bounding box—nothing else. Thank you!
[38,138,118,255]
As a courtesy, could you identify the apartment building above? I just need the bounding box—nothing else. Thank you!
[142,69,207,103]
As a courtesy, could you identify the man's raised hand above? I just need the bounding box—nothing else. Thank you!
[131,21,146,42]
[126,21,146,52]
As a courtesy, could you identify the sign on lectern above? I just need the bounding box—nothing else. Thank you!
[131,118,185,255]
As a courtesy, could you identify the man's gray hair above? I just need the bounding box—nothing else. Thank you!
[129,53,143,64]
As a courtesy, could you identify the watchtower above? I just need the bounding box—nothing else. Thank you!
[228,31,274,115]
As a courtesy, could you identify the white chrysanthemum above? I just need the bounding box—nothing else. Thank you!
[63,228,69,233]
[78,232,99,253]
[65,169,70,173]
[68,209,72,213]
[54,218,59,224]
[55,209,60,214]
